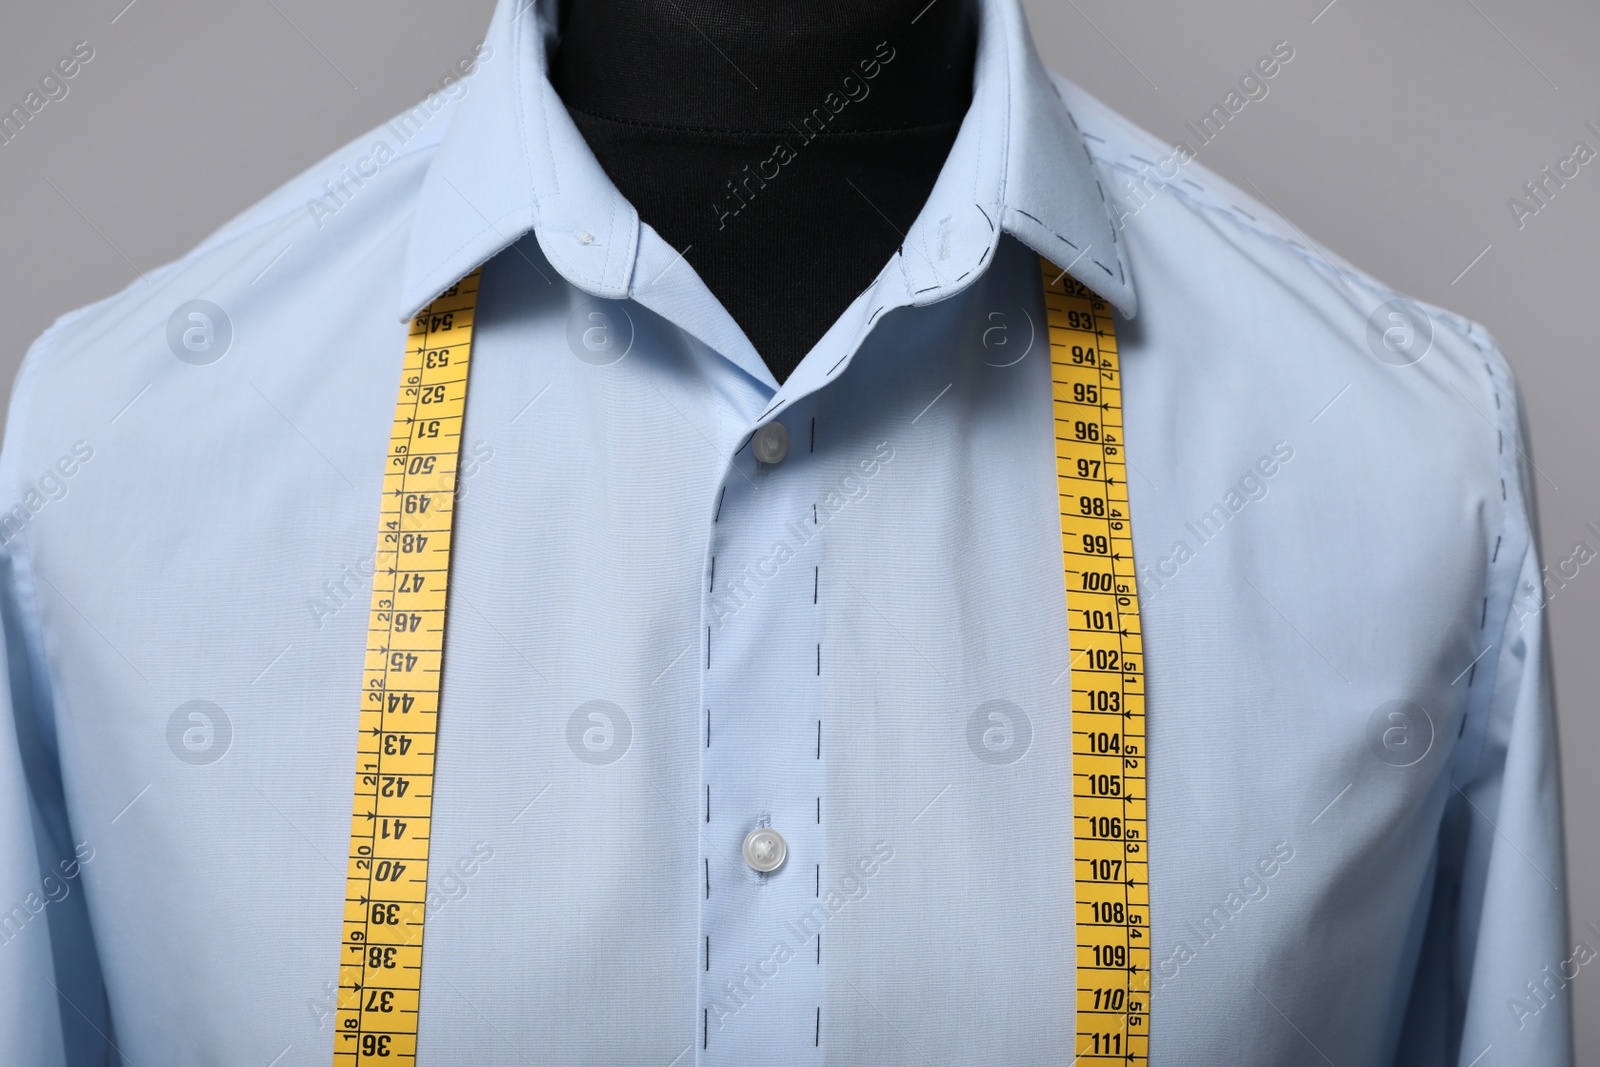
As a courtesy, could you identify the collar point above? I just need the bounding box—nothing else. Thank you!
[1003,207,1137,320]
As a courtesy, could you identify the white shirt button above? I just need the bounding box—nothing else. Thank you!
[742,828,787,873]
[752,421,789,465]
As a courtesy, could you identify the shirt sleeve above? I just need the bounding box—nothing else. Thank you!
[0,328,113,1065]
[1396,334,1574,1066]
[1453,538,1574,1065]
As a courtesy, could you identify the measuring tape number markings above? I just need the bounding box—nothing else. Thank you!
[335,270,481,1065]
[1044,256,1151,1065]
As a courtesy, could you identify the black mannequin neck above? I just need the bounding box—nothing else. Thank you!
[551,0,979,383]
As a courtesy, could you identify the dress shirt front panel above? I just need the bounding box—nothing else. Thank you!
[0,0,1569,1064]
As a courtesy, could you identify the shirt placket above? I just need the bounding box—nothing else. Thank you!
[698,404,826,1063]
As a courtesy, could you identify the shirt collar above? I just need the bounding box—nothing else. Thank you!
[398,0,1137,326]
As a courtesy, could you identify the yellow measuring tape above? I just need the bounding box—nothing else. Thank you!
[1044,257,1150,1065]
[332,259,1151,1064]
[335,270,481,1065]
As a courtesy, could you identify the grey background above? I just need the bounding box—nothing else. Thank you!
[2,0,1596,1056]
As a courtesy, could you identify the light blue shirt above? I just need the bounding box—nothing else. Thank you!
[0,0,1572,1063]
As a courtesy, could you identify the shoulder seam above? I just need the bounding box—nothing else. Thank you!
[31,131,446,361]
[1087,148,1487,344]
[185,135,445,270]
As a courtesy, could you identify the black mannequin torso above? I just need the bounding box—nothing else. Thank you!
[551,0,979,384]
